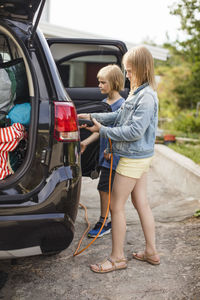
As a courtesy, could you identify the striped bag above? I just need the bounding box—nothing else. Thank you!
[0,123,25,180]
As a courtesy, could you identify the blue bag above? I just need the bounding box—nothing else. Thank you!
[7,103,31,126]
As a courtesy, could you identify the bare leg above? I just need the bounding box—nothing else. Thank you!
[131,173,160,261]
[99,190,109,218]
[110,173,137,260]
[91,172,136,272]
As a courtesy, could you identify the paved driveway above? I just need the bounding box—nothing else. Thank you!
[0,162,200,300]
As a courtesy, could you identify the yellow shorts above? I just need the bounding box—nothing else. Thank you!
[116,156,153,179]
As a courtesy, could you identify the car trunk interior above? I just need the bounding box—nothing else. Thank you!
[0,27,32,183]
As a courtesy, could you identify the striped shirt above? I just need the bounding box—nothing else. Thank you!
[0,123,25,180]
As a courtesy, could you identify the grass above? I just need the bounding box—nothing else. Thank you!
[168,143,200,165]
[157,117,200,165]
[158,120,200,165]
[194,210,200,218]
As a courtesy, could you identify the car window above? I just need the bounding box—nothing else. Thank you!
[0,34,20,62]
[50,43,123,88]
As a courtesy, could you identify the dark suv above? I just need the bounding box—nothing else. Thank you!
[0,0,128,259]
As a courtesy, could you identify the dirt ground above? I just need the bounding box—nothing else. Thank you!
[0,164,200,300]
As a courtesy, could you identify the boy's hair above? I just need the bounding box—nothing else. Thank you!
[122,46,156,91]
[97,64,124,92]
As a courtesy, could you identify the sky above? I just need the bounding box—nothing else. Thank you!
[48,0,182,46]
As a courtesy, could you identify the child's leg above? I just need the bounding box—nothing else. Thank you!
[131,173,159,260]
[90,173,136,272]
[98,167,115,219]
[110,173,137,260]
[99,190,109,218]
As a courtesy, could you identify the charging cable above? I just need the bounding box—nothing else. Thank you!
[73,138,113,256]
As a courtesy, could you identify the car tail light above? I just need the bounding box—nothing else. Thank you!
[54,101,79,142]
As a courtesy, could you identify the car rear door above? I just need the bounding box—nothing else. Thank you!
[0,0,43,21]
[47,38,129,177]
[0,0,45,191]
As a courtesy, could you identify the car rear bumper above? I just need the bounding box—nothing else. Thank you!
[0,246,42,259]
[0,213,74,259]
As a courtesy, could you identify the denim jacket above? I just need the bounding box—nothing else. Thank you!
[91,83,158,159]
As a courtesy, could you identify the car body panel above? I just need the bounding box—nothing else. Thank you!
[0,18,81,257]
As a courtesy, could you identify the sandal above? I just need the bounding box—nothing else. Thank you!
[132,252,160,265]
[90,257,128,273]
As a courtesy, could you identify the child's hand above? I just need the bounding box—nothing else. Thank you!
[85,118,101,133]
[104,150,111,160]
[80,141,87,154]
[78,114,90,120]
[79,124,88,129]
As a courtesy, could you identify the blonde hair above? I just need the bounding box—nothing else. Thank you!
[97,64,124,92]
[122,46,156,91]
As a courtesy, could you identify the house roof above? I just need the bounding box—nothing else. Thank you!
[39,21,169,61]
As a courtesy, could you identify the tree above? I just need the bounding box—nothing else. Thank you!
[169,0,200,108]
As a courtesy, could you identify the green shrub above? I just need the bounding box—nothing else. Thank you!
[172,113,200,133]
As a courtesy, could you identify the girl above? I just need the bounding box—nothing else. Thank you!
[79,46,160,273]
[80,64,125,238]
